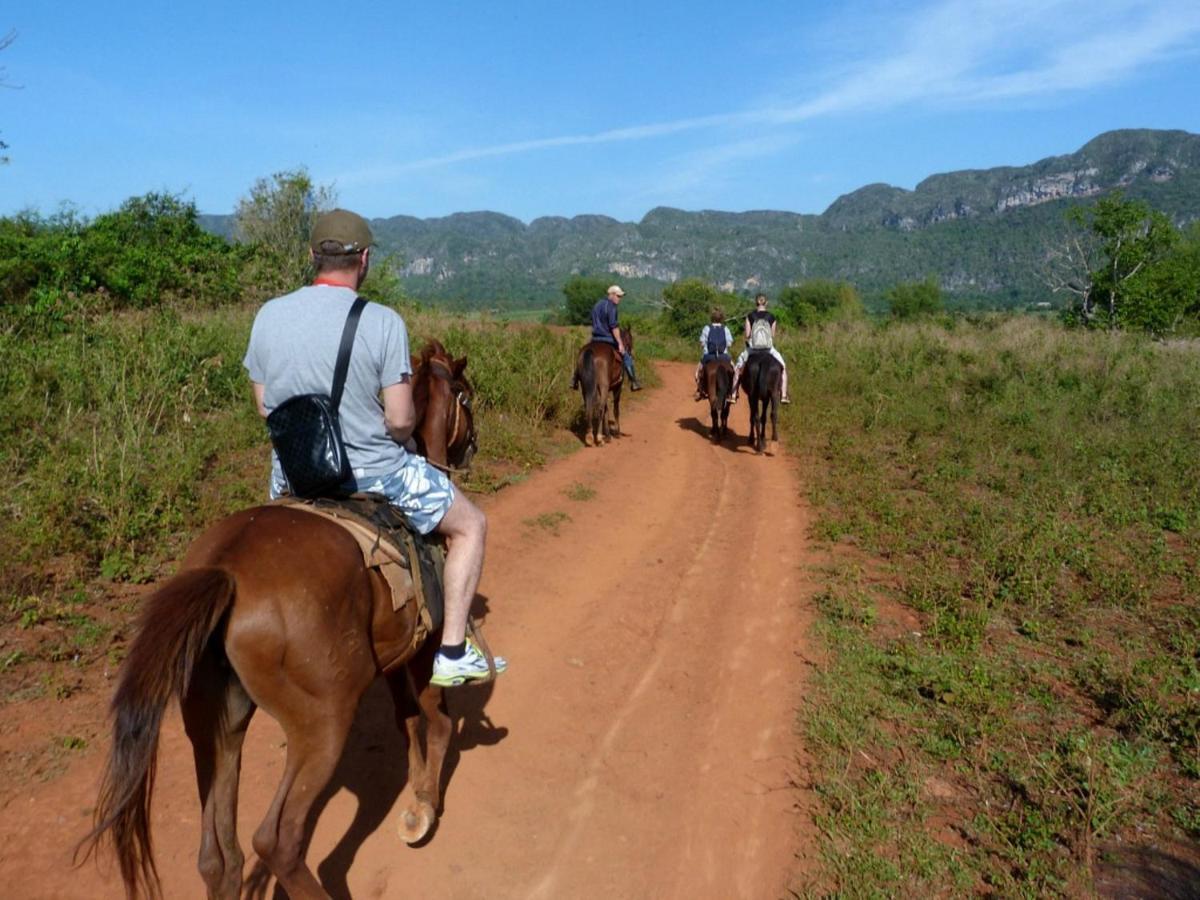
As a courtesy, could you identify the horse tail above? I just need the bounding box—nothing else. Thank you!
[77,567,236,897]
[715,364,731,404]
[578,346,597,401]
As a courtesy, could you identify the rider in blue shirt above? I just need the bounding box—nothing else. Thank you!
[589,284,642,391]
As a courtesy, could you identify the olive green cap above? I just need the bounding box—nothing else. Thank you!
[310,208,373,254]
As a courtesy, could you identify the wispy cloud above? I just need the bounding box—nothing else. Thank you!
[620,134,806,209]
[337,0,1200,189]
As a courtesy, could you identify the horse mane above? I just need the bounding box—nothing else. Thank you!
[419,339,448,366]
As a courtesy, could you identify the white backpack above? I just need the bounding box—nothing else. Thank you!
[749,316,774,350]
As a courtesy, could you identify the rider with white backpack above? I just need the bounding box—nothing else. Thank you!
[731,293,790,404]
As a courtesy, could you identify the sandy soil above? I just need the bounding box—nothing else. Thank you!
[0,361,819,899]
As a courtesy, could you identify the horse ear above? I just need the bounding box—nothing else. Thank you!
[453,355,468,377]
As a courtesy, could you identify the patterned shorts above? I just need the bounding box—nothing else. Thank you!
[270,453,456,535]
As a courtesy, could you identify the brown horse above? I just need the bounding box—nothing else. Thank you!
[411,339,477,474]
[79,367,471,899]
[574,326,632,447]
[741,350,782,453]
[700,358,734,440]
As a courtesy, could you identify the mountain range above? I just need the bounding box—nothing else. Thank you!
[202,129,1200,311]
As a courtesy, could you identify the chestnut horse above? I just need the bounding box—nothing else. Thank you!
[574,326,632,447]
[700,358,734,441]
[741,350,782,453]
[411,339,477,474]
[79,352,476,899]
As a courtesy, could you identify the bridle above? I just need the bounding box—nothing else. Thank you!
[424,358,477,475]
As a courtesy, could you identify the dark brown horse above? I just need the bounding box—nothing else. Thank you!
[411,339,477,474]
[79,365,471,899]
[741,351,782,453]
[700,358,734,440]
[574,326,632,447]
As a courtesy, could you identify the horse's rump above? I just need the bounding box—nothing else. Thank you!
[273,495,441,635]
[702,358,734,397]
[743,352,782,452]
[577,340,622,389]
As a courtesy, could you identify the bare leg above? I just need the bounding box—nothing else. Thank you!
[781,366,790,402]
[434,491,487,647]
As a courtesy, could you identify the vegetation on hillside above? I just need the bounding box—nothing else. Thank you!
[205,129,1200,312]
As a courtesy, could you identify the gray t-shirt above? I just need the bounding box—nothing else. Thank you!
[243,284,412,479]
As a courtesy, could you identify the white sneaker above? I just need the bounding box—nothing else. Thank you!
[431,641,508,686]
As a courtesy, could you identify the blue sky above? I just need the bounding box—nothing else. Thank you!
[2,0,1199,222]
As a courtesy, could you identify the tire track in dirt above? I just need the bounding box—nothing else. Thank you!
[0,361,819,899]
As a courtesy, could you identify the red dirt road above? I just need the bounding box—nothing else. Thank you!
[0,361,818,899]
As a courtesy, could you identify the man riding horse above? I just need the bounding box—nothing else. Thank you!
[583,284,642,391]
[243,209,506,687]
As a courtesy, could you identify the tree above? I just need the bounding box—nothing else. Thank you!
[561,275,610,325]
[235,168,335,292]
[1,29,19,165]
[661,278,732,338]
[1050,192,1196,334]
[777,279,863,326]
[886,275,943,319]
[80,192,243,308]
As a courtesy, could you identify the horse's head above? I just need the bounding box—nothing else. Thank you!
[620,325,634,355]
[412,340,477,474]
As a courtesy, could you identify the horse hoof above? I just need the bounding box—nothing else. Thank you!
[398,802,436,844]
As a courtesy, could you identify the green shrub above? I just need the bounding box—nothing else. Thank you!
[561,275,610,325]
[661,278,740,338]
[778,279,864,326]
[885,275,943,319]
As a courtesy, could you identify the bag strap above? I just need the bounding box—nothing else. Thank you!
[330,296,368,411]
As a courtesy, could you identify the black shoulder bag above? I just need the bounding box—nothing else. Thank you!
[266,296,368,499]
